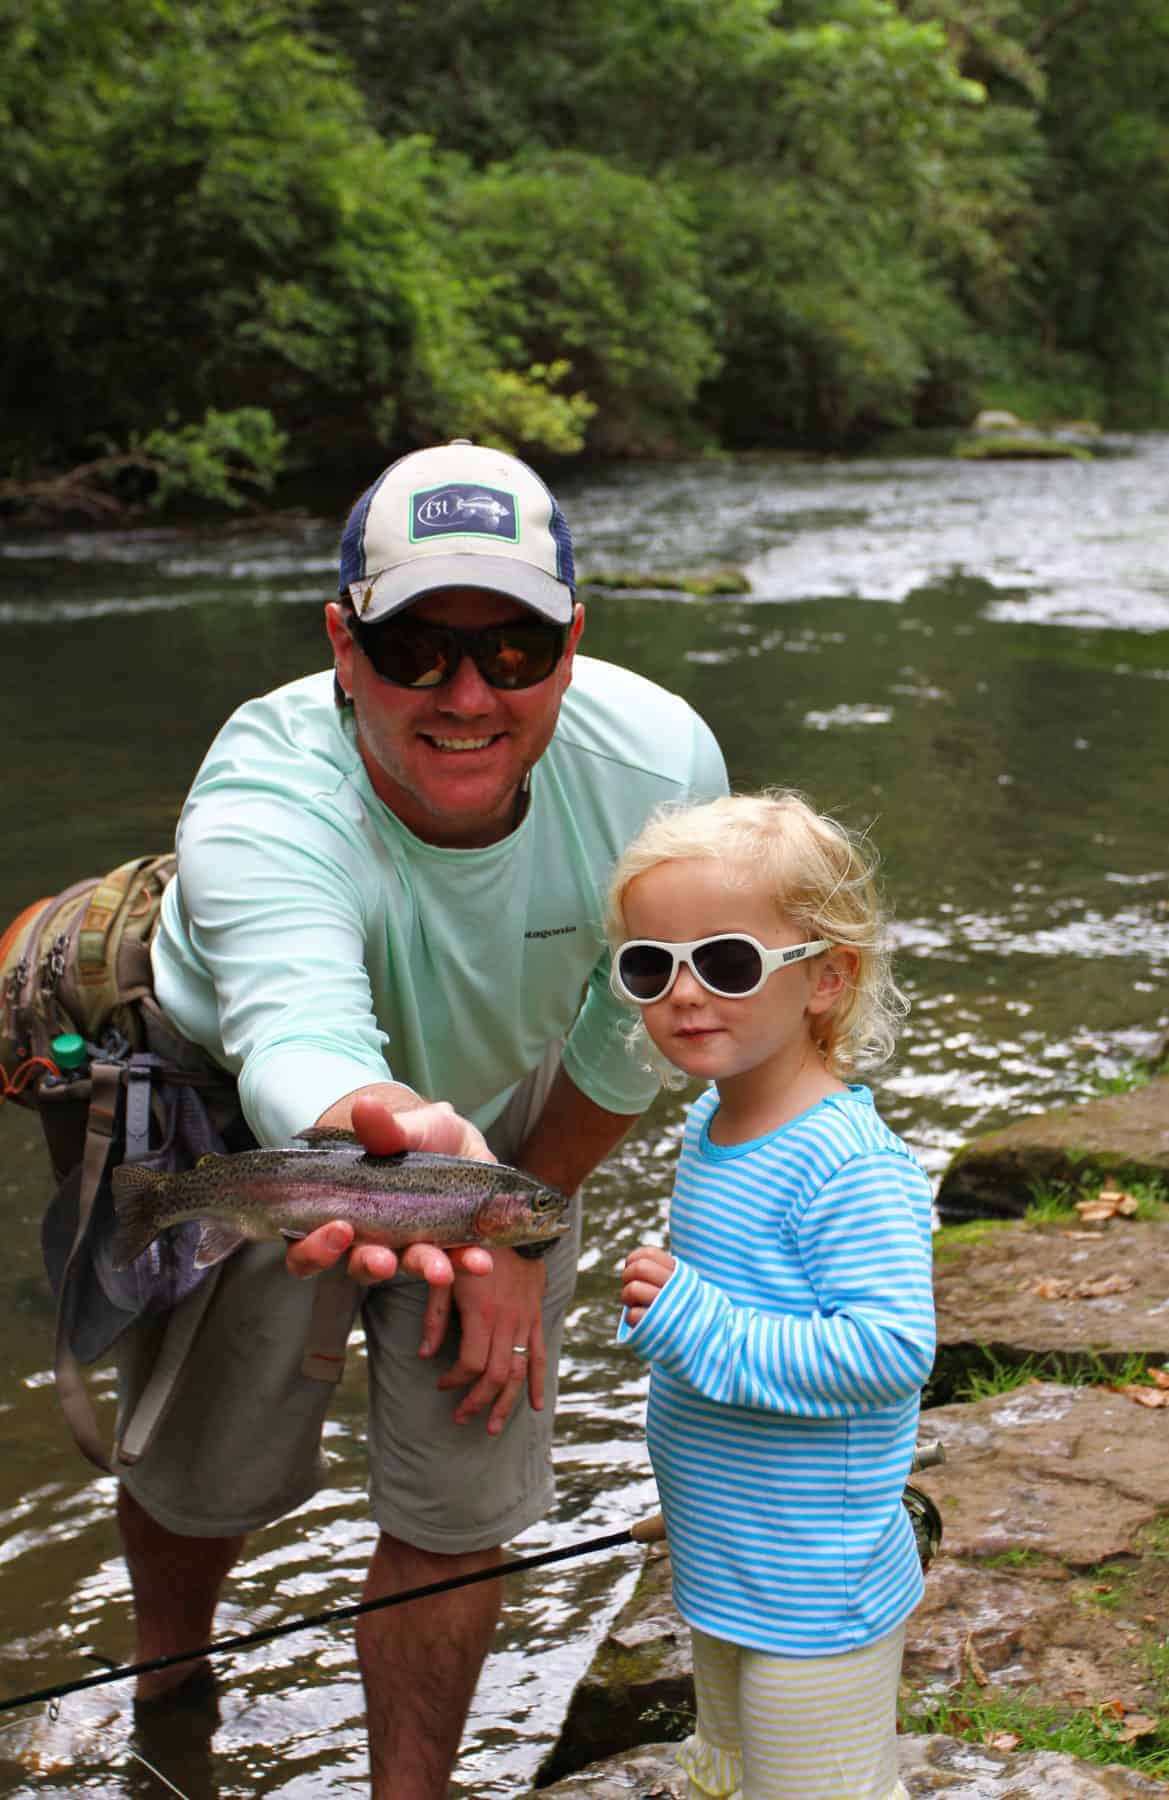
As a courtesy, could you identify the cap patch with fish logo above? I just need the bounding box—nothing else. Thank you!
[411,485,519,544]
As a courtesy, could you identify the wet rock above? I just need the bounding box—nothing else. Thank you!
[898,1733,1168,1794]
[535,1734,1167,1795]
[935,1080,1169,1223]
[534,1546,691,1789]
[539,1383,1169,1789]
[931,1216,1169,1387]
[907,1382,1169,1713]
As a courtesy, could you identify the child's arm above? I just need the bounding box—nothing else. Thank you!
[622,1155,935,1416]
[621,1245,676,1326]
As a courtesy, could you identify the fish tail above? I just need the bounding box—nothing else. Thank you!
[110,1162,170,1269]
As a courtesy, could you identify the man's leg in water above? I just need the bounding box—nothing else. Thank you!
[117,1486,245,1699]
[358,1533,503,1800]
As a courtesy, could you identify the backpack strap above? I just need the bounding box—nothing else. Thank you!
[72,855,175,1023]
[114,1275,223,1467]
[52,1060,125,1472]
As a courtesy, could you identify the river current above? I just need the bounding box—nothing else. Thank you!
[1,436,1167,1795]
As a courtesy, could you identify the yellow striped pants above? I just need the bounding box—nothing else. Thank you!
[678,1621,908,1799]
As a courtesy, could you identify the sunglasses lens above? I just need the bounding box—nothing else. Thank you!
[617,944,675,1001]
[692,936,763,995]
[360,619,452,687]
[477,622,566,689]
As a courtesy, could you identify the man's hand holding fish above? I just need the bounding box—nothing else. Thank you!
[287,1085,546,1436]
[285,1085,497,1290]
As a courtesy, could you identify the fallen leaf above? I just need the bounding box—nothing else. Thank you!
[1030,1272,1135,1301]
[1072,1273,1135,1299]
[984,1730,1020,1750]
[1076,1182,1139,1222]
[1149,1368,1169,1389]
[1100,1698,1130,1719]
[1061,1229,1106,1240]
[1118,1713,1159,1743]
[1116,1383,1169,1409]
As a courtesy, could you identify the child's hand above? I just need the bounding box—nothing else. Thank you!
[621,1245,677,1327]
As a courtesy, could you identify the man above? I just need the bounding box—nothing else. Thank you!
[118,438,728,1796]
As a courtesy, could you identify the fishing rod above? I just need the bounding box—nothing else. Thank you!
[0,1511,667,1716]
[0,1441,945,1717]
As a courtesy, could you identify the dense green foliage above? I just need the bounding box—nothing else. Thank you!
[3,0,1168,501]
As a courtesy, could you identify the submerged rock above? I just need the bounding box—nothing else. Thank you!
[578,567,750,596]
[955,434,1092,461]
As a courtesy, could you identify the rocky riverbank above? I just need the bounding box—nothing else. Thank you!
[533,1072,1169,1795]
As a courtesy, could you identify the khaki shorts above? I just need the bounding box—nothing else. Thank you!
[115,1046,581,1552]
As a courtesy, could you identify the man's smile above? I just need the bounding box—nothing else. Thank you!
[423,732,502,752]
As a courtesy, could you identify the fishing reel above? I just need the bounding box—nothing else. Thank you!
[904,1439,944,1572]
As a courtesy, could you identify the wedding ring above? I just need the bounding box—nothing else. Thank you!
[511,1344,528,1355]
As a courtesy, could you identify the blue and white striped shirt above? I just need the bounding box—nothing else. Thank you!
[619,1084,935,1657]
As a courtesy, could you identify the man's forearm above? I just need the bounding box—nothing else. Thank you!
[512,1066,641,1194]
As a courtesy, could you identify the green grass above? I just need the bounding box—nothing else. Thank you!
[1096,1067,1152,1096]
[902,1685,1169,1778]
[951,1346,1158,1403]
[981,1547,1049,1570]
[1094,1048,1169,1096]
[932,1218,1013,1262]
[638,1698,695,1740]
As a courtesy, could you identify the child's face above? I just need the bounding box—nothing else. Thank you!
[620,858,836,1101]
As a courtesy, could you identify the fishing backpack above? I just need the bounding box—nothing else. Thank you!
[1,854,177,1154]
[1,853,245,1469]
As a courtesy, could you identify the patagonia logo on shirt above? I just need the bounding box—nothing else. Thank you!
[411,484,519,543]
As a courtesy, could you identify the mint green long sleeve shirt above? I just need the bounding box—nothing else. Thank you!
[152,655,728,1146]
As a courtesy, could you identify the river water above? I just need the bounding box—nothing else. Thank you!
[2,436,1167,1796]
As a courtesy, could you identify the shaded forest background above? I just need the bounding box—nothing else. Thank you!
[5,0,1169,509]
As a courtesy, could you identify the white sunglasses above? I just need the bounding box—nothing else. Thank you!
[611,933,831,1005]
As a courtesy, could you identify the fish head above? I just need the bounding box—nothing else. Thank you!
[472,1183,570,1247]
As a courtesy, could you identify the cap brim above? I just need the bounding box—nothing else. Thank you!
[354,554,574,625]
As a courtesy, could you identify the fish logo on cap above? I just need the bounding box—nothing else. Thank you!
[412,484,519,543]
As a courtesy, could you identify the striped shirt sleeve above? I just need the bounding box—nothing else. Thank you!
[621,1153,935,1418]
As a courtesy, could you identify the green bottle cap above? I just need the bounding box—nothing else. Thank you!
[50,1032,88,1071]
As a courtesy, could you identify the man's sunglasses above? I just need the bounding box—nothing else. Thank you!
[611,933,831,1004]
[346,610,568,691]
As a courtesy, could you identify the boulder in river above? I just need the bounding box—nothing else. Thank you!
[935,1077,1169,1223]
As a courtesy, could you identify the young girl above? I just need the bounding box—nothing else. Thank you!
[607,790,934,1800]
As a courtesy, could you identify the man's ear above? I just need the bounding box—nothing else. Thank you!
[556,601,586,693]
[325,602,355,699]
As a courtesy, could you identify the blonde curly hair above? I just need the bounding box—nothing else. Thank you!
[605,789,907,1085]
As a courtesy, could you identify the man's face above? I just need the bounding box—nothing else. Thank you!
[325,587,584,848]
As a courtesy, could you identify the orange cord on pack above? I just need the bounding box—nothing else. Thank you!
[0,1056,60,1103]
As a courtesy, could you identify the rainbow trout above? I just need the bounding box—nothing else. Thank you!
[110,1128,570,1270]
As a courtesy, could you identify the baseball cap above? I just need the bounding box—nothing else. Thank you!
[339,439,576,625]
